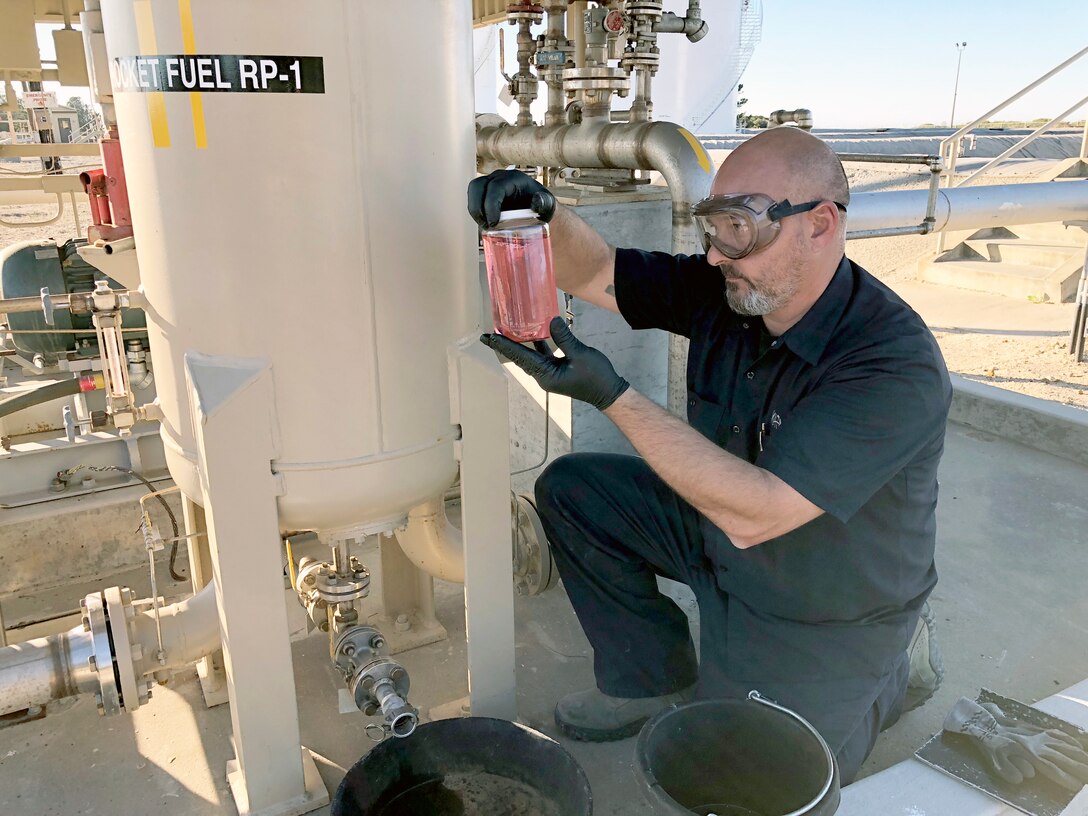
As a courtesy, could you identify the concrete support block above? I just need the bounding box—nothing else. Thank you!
[949,373,1088,468]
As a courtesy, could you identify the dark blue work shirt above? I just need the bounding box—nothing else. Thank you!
[614,249,952,681]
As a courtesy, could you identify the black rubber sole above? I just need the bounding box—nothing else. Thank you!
[554,707,649,742]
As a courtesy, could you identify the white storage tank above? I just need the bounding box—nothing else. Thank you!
[99,0,480,533]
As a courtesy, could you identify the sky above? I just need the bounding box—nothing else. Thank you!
[22,4,1088,131]
[738,0,1087,129]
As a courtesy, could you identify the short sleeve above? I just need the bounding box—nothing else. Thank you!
[614,247,723,338]
[757,339,952,523]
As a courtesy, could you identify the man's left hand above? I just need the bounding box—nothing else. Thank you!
[481,316,630,411]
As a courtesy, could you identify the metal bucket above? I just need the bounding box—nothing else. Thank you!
[332,716,593,816]
[635,691,840,816]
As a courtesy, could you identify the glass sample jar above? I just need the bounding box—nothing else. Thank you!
[481,208,559,342]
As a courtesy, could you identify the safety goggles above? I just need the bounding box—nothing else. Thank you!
[692,193,847,259]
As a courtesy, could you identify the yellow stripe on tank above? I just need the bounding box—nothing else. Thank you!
[177,0,207,148]
[133,0,170,148]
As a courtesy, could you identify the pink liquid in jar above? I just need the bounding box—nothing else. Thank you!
[482,210,559,342]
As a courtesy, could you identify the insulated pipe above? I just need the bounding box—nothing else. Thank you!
[0,582,220,717]
[476,119,715,255]
[394,498,464,584]
[847,180,1088,238]
[133,580,220,671]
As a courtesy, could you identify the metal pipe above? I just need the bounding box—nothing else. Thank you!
[838,153,941,165]
[542,3,570,127]
[0,293,71,315]
[654,1,708,42]
[476,119,715,254]
[846,180,1088,238]
[0,582,219,717]
[769,109,814,130]
[394,497,464,584]
[0,626,97,716]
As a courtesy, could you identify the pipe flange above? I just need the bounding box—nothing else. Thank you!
[103,586,146,712]
[506,4,544,23]
[512,494,557,597]
[83,592,121,716]
[315,564,371,603]
[563,66,630,92]
[626,1,664,16]
[333,625,387,675]
[297,559,371,603]
[352,657,413,724]
[355,658,410,705]
[620,52,661,69]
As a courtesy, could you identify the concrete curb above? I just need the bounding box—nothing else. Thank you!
[949,373,1088,467]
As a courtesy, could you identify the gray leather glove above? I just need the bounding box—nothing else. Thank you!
[481,317,630,411]
[944,697,1088,791]
[467,169,557,229]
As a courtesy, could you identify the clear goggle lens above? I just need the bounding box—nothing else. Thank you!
[692,194,843,260]
[692,193,776,259]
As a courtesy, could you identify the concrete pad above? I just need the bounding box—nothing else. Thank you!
[891,278,1076,335]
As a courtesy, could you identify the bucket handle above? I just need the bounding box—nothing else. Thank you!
[746,690,837,816]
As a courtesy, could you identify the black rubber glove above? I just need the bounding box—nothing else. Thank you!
[944,697,1088,791]
[467,169,557,229]
[481,316,630,411]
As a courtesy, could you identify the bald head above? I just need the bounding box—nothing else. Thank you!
[716,128,849,209]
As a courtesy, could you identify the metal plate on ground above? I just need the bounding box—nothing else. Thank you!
[915,689,1088,816]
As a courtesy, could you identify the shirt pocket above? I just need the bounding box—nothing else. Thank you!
[686,391,727,443]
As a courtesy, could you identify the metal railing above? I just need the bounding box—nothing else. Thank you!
[839,153,943,240]
[71,115,105,144]
[936,45,1088,253]
[940,44,1088,189]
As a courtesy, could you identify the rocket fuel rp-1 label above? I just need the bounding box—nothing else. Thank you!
[110,55,325,94]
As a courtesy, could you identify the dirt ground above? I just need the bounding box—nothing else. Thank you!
[842,161,1088,411]
[3,159,1086,411]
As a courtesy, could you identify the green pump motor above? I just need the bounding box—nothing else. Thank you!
[0,239,147,360]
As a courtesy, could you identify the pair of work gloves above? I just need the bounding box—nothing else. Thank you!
[467,170,630,412]
[944,697,1088,791]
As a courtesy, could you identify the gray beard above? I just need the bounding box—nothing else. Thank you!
[725,284,781,315]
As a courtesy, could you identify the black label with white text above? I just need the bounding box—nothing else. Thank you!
[110,55,324,94]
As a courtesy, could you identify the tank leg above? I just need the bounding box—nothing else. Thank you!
[186,354,328,816]
[451,341,517,720]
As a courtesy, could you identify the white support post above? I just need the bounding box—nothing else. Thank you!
[451,340,517,720]
[185,353,327,816]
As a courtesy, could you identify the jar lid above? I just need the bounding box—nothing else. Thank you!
[498,208,539,222]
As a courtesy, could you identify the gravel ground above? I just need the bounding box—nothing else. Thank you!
[3,159,1086,410]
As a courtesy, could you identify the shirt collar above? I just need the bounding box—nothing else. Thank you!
[778,255,853,366]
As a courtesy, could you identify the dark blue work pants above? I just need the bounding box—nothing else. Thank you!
[534,452,908,785]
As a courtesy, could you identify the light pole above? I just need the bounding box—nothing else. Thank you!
[950,41,967,128]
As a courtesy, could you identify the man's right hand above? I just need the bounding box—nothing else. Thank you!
[467,169,556,229]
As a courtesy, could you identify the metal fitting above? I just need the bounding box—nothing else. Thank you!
[332,626,417,738]
[81,586,151,716]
